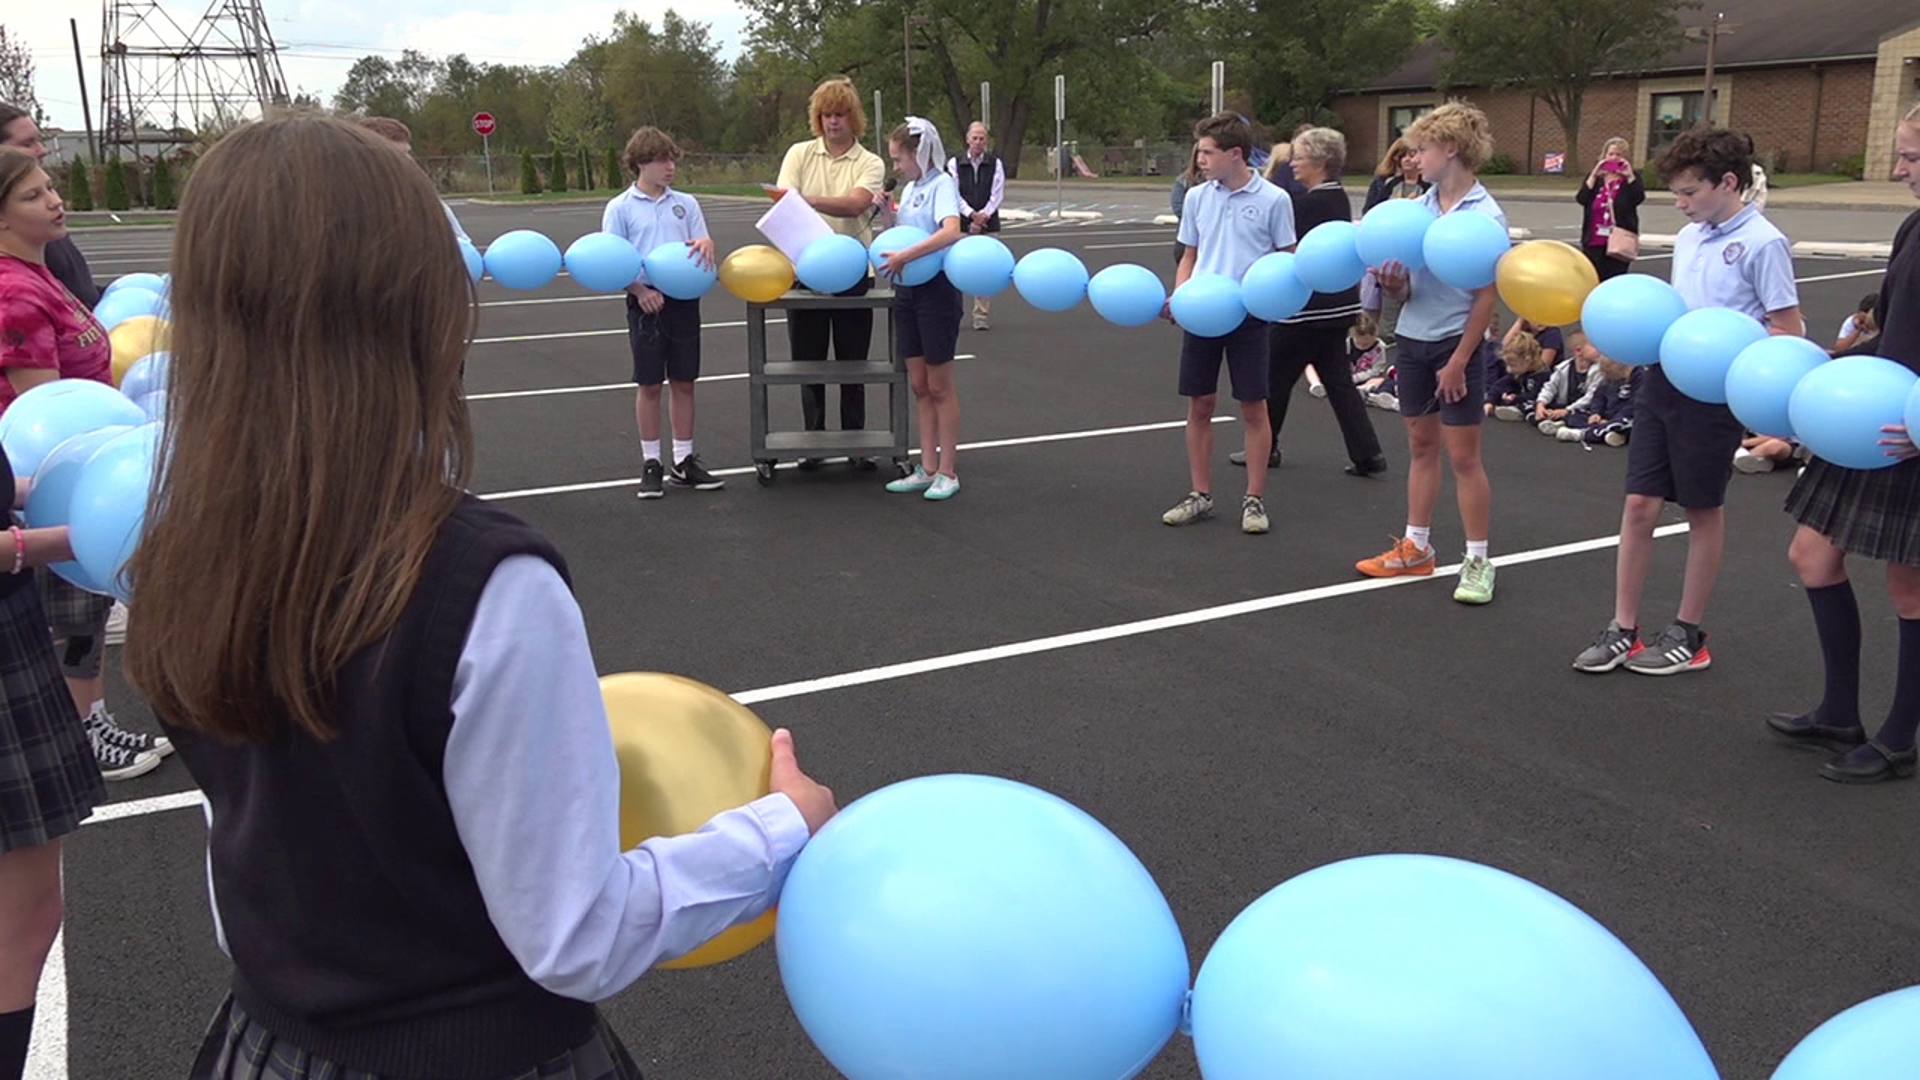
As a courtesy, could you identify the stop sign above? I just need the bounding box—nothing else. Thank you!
[472,112,496,137]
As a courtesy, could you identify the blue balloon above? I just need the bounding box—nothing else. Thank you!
[1087,264,1167,327]
[1240,252,1313,322]
[119,351,171,403]
[1789,356,1918,471]
[68,423,163,604]
[0,379,151,478]
[1294,221,1368,294]
[1191,854,1719,1080]
[643,241,718,299]
[483,230,563,290]
[1356,198,1437,272]
[1773,985,1920,1080]
[136,390,168,421]
[92,287,165,331]
[1658,307,1769,405]
[944,235,1017,297]
[1422,211,1511,290]
[1012,247,1090,313]
[1170,274,1247,338]
[1581,273,1691,367]
[563,232,645,293]
[796,234,871,294]
[458,238,484,284]
[1727,335,1827,438]
[102,272,167,300]
[776,774,1190,1080]
[24,425,137,596]
[869,226,944,287]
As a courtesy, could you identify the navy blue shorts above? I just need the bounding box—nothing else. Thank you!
[1179,317,1270,402]
[626,295,701,385]
[895,275,963,365]
[1626,366,1745,509]
[1395,335,1485,426]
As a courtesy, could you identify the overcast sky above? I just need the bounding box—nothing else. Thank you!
[13,0,754,131]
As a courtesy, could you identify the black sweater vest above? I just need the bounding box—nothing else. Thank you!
[950,152,1000,232]
[163,498,597,1076]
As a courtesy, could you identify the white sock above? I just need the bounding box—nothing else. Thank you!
[1466,539,1489,560]
[673,439,694,463]
[641,440,661,463]
[1405,525,1432,552]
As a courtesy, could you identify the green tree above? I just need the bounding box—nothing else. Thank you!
[1443,0,1695,161]
[64,158,93,211]
[577,147,593,189]
[1214,0,1424,132]
[103,159,130,211]
[0,25,43,122]
[519,150,542,194]
[605,146,623,189]
[549,148,569,191]
[151,156,176,209]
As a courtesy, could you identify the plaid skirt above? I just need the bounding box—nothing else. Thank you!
[0,576,105,854]
[1785,456,1920,566]
[191,996,644,1080]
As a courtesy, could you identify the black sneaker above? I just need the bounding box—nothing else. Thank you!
[637,459,665,500]
[670,454,725,491]
[87,713,162,781]
[89,705,172,758]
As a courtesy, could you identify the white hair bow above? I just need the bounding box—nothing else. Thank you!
[906,115,946,179]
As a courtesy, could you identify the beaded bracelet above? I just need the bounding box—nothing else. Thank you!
[9,526,24,575]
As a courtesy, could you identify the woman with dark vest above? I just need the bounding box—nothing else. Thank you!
[947,121,1005,330]
[1234,127,1388,477]
[124,114,838,1078]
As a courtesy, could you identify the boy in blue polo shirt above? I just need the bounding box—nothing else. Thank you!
[603,126,720,500]
[1357,102,1505,604]
[1163,112,1297,535]
[1573,127,1802,674]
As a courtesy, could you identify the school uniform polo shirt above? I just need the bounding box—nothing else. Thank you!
[1176,171,1296,282]
[1397,182,1508,344]
[776,137,887,246]
[600,185,709,289]
[1670,203,1798,320]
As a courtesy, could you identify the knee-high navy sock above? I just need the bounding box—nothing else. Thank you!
[0,1006,34,1080]
[1804,582,1863,729]
[1875,618,1920,752]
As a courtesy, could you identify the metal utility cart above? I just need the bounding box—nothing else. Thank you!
[744,287,910,486]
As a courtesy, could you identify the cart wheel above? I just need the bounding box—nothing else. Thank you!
[755,461,777,487]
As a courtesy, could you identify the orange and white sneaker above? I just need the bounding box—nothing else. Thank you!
[1356,536,1436,578]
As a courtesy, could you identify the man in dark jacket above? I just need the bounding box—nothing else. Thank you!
[947,122,1005,329]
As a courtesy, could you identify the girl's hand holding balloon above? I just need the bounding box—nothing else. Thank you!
[1880,424,1920,460]
[879,249,912,283]
[1376,259,1410,301]
[685,237,717,271]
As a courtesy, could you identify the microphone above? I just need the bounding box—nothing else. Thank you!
[884,176,898,193]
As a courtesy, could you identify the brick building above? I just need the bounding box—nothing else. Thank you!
[1330,0,1920,181]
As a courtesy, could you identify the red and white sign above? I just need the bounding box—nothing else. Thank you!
[471,112,497,137]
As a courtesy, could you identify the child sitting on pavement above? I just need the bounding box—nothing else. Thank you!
[1554,356,1640,446]
[1535,331,1604,434]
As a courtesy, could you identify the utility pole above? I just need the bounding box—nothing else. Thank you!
[902,11,930,114]
[874,90,883,154]
[1689,12,1737,126]
[70,19,97,162]
[1054,74,1065,219]
[1211,61,1224,116]
[980,81,990,126]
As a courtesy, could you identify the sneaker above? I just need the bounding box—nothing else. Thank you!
[1604,429,1629,447]
[669,454,725,490]
[637,459,664,499]
[1453,554,1496,604]
[1308,382,1328,398]
[1572,620,1644,672]
[924,473,960,501]
[972,317,989,331]
[1625,623,1712,675]
[86,714,163,781]
[1242,495,1269,534]
[1162,491,1214,526]
[1228,449,1282,468]
[1538,419,1565,435]
[1368,392,1399,411]
[104,601,129,646]
[1733,448,1775,474]
[887,466,934,493]
[1356,536,1435,578]
[1555,426,1585,443]
[89,705,172,758]
[1493,405,1523,421]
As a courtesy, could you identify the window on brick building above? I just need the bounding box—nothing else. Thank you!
[1389,104,1436,141]
[1650,92,1705,152]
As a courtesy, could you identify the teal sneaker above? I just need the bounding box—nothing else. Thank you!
[924,474,960,501]
[886,466,933,493]
[1454,555,1496,604]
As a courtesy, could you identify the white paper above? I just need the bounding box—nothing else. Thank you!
[756,188,835,264]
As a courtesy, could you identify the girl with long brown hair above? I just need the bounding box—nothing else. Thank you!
[125,113,837,1078]
[0,144,109,1080]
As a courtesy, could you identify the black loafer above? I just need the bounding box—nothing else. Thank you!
[1819,740,1919,784]
[1766,711,1867,751]
[1344,455,1388,478]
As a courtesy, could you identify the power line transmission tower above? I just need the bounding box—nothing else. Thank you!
[99,0,289,160]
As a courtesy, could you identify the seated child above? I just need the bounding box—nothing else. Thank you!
[1348,312,1389,383]
[1555,357,1640,446]
[1488,332,1552,421]
[1734,433,1808,473]
[1535,331,1604,434]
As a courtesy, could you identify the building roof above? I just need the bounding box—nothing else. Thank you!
[1356,0,1920,92]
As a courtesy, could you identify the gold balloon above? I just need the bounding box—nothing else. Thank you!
[109,316,171,387]
[601,671,777,970]
[717,244,797,304]
[1495,240,1600,327]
